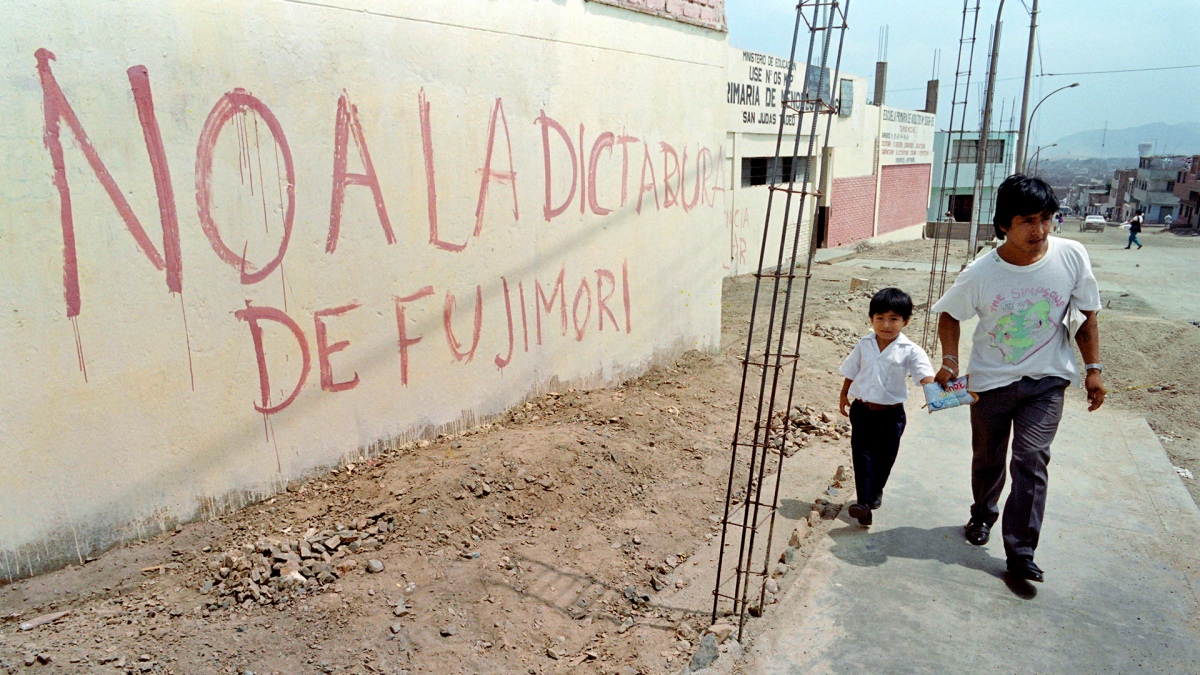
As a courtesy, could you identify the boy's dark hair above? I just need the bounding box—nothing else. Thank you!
[992,174,1060,239]
[869,287,913,320]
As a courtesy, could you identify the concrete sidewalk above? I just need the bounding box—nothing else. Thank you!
[746,389,1200,673]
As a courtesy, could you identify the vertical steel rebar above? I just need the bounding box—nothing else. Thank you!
[711,0,809,626]
[756,0,852,619]
[711,0,851,642]
[922,0,982,351]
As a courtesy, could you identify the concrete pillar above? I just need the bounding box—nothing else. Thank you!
[924,79,938,114]
[873,62,887,105]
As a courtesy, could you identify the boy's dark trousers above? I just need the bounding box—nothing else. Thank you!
[848,399,907,506]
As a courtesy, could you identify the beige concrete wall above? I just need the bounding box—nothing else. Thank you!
[723,48,939,270]
[723,47,879,275]
[0,0,728,581]
[588,0,726,30]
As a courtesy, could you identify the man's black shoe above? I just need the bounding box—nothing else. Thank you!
[964,520,990,546]
[847,503,872,526]
[1007,556,1044,582]
[870,492,883,510]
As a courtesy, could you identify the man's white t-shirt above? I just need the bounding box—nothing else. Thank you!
[839,332,936,405]
[931,237,1102,392]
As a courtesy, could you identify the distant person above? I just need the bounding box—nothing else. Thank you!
[933,174,1105,584]
[1053,212,1063,234]
[1126,210,1143,249]
[1164,214,1174,227]
[943,211,957,223]
[838,288,936,527]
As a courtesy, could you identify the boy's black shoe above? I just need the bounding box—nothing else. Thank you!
[847,503,872,526]
[870,492,883,510]
[964,519,990,546]
[1007,556,1044,582]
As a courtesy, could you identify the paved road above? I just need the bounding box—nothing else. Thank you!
[1037,224,1199,324]
[747,318,1200,673]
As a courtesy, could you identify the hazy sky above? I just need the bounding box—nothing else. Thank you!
[725,0,1200,152]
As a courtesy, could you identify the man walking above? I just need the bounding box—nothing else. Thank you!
[1126,210,1143,249]
[932,174,1106,583]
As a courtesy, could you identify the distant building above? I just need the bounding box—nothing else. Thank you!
[926,130,1017,225]
[1069,181,1109,217]
[1110,169,1138,221]
[1126,154,1186,224]
[1172,156,1200,228]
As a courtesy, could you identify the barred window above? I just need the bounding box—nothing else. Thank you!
[741,156,811,187]
[950,139,1006,164]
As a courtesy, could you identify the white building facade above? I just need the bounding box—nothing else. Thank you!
[723,48,936,276]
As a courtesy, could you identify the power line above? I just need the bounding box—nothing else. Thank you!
[891,75,1024,93]
[1040,63,1200,77]
[890,62,1200,93]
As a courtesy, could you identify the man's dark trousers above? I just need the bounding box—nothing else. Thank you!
[969,376,1069,559]
[849,400,906,506]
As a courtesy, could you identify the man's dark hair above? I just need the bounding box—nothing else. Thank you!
[992,174,1060,239]
[868,287,913,320]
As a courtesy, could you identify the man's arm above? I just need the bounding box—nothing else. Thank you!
[935,313,961,389]
[1074,310,1106,411]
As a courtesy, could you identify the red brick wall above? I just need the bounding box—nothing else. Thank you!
[588,0,726,30]
[878,164,932,234]
[827,175,877,247]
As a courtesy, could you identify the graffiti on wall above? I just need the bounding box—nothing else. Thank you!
[30,49,724,422]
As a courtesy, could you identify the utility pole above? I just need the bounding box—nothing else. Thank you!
[1014,0,1038,174]
[970,0,1005,254]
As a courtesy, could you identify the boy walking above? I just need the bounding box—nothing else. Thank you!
[838,288,936,526]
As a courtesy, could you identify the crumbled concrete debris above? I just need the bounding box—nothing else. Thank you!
[705,623,735,644]
[788,527,805,547]
[18,611,70,631]
[198,512,393,613]
[689,633,719,671]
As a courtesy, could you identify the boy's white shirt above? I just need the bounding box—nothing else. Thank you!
[930,236,1102,392]
[839,332,936,405]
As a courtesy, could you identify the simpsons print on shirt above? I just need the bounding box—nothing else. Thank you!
[987,287,1067,364]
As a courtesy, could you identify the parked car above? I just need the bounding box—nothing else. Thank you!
[1080,215,1106,232]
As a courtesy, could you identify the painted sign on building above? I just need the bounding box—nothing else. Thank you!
[879,106,936,165]
[726,50,803,134]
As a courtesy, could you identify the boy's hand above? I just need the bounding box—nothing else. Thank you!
[838,393,851,417]
[1085,371,1106,411]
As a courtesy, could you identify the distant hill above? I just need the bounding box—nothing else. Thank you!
[1046,122,1200,159]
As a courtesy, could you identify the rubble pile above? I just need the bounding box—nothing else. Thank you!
[809,322,861,348]
[198,512,393,613]
[766,405,850,456]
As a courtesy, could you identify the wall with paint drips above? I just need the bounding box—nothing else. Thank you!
[0,0,728,581]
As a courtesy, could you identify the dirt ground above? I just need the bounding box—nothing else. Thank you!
[2,231,1196,674]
